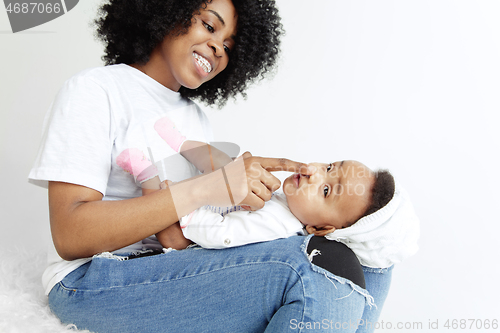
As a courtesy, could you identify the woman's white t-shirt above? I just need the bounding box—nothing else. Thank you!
[29,64,213,295]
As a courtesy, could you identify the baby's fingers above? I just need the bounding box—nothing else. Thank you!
[160,180,174,189]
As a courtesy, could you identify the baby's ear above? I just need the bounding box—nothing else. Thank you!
[305,225,336,236]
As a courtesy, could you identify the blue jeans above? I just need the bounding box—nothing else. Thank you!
[357,266,394,333]
[48,236,389,332]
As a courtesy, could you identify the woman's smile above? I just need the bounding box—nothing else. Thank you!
[193,52,213,74]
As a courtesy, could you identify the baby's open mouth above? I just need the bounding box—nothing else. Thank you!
[294,173,301,187]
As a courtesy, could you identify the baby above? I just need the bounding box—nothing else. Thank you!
[117,142,419,268]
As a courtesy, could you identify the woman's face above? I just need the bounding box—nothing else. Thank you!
[139,0,238,91]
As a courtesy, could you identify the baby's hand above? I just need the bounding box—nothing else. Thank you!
[159,180,174,189]
[156,222,193,250]
[141,176,164,196]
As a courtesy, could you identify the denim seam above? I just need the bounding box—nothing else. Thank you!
[57,281,78,292]
[361,265,394,274]
[58,260,306,294]
[301,234,375,308]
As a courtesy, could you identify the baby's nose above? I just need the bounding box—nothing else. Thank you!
[307,167,325,182]
[305,164,319,175]
[307,172,322,183]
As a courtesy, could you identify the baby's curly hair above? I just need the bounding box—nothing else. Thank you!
[94,0,283,107]
[360,170,395,219]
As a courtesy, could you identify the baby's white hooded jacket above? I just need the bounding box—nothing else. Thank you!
[181,183,420,268]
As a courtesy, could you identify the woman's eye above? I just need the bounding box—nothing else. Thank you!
[323,185,329,197]
[203,22,214,33]
[326,163,333,172]
[223,45,231,54]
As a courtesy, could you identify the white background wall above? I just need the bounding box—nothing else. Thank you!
[1,1,499,331]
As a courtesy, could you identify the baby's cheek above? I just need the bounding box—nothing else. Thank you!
[287,197,306,222]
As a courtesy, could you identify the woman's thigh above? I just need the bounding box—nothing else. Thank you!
[49,236,370,333]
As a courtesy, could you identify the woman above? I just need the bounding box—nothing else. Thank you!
[29,0,384,331]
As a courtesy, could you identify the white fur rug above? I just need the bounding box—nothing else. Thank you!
[0,247,92,333]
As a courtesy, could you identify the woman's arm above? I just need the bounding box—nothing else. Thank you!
[48,177,205,261]
[179,140,233,173]
[49,154,310,260]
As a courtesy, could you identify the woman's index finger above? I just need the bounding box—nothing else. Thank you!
[258,157,312,175]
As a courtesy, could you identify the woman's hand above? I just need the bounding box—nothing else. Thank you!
[193,152,311,211]
[239,152,312,210]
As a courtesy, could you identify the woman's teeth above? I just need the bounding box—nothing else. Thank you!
[193,53,212,73]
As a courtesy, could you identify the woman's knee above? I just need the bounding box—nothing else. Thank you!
[306,236,365,289]
[249,236,365,290]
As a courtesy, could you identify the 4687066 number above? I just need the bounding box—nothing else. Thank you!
[444,319,498,330]
[6,2,62,14]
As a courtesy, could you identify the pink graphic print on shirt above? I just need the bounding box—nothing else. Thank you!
[116,148,158,183]
[154,116,187,152]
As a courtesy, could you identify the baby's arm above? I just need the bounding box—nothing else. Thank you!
[141,180,193,250]
[181,201,305,248]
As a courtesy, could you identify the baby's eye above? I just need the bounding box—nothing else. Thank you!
[323,185,329,197]
[326,163,333,172]
[203,22,214,33]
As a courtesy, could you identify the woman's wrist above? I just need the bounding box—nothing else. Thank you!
[170,168,237,214]
[164,173,213,219]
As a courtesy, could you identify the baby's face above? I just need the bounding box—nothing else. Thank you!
[283,160,374,231]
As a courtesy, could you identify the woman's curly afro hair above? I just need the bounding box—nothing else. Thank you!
[95,0,284,107]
